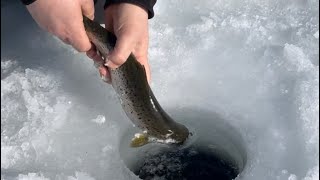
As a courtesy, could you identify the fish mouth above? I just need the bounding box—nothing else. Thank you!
[119,107,248,180]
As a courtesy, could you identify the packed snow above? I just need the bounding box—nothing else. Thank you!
[1,0,319,180]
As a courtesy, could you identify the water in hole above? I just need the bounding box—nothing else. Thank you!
[119,108,247,180]
[134,145,238,180]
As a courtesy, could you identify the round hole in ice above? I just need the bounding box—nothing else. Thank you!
[119,107,247,180]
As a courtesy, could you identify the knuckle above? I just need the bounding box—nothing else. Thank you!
[134,52,147,60]
[84,11,95,19]
[53,27,69,42]
[75,43,91,52]
[115,54,127,64]
[122,31,137,41]
[112,53,127,65]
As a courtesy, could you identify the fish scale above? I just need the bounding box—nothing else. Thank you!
[83,15,189,147]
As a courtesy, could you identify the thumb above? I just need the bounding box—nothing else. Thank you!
[106,32,136,69]
[81,0,95,20]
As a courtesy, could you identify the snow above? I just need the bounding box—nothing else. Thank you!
[1,0,319,180]
[17,173,49,180]
[67,172,95,180]
[91,115,106,125]
[314,31,319,39]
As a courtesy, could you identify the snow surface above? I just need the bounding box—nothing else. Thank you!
[1,0,319,180]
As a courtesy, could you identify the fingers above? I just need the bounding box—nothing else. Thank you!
[81,0,95,20]
[86,44,103,63]
[99,66,111,84]
[57,23,92,52]
[69,21,92,52]
[57,3,92,52]
[132,34,150,83]
[104,5,114,33]
[81,1,111,83]
[66,0,94,52]
[104,3,147,69]
[135,54,151,83]
[101,3,151,83]
[86,45,111,83]
[106,31,136,69]
[80,1,111,83]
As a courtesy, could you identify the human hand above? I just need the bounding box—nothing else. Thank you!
[26,0,94,52]
[86,3,151,84]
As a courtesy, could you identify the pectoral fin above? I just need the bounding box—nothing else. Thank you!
[130,133,149,147]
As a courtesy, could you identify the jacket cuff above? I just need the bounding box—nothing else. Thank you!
[20,0,37,5]
[21,0,98,6]
[104,0,157,19]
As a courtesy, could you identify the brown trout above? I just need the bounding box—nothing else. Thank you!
[83,16,189,147]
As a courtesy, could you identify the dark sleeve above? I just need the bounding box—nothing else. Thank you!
[20,0,156,19]
[21,0,99,5]
[104,0,157,19]
[20,0,36,5]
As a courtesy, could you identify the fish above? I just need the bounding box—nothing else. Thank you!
[83,15,189,147]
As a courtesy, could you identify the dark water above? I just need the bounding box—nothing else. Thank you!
[119,108,247,180]
[133,145,239,180]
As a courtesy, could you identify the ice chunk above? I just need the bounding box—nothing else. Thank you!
[313,31,319,39]
[91,115,106,125]
[303,166,319,180]
[67,172,96,180]
[283,44,314,72]
[17,173,49,180]
[1,146,22,169]
[288,174,298,180]
[1,59,18,77]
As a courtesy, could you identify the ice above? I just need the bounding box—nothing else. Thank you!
[91,115,106,125]
[1,60,18,78]
[1,0,319,180]
[303,166,319,180]
[67,172,95,180]
[17,173,49,180]
[283,44,314,72]
[314,31,319,39]
[288,174,298,180]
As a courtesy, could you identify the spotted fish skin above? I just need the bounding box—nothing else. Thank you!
[83,16,189,145]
